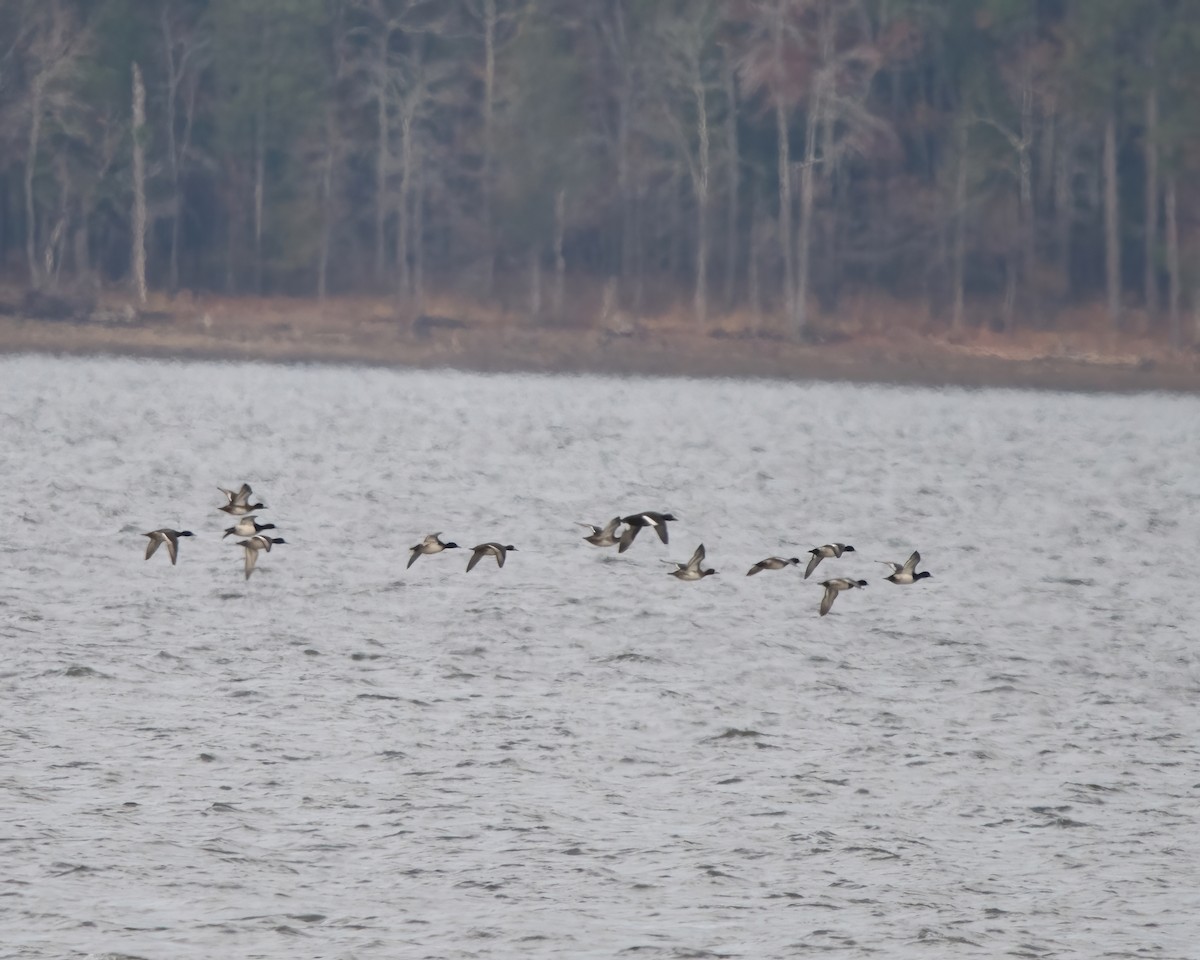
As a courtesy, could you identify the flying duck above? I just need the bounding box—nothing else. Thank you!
[804,543,856,579]
[143,528,194,565]
[746,556,801,576]
[237,534,286,580]
[218,483,266,516]
[466,542,517,572]
[222,516,277,539]
[879,550,932,585]
[665,543,716,581]
[618,511,677,553]
[578,517,625,547]
[818,578,868,616]
[408,533,460,569]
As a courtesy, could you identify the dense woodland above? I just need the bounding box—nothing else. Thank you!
[2,0,1200,342]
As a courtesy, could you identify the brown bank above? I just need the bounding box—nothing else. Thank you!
[2,288,1198,394]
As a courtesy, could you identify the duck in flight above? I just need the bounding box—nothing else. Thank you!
[665,543,717,581]
[878,550,932,585]
[804,543,856,579]
[746,556,801,576]
[218,483,266,516]
[466,542,517,572]
[222,516,277,539]
[143,528,194,566]
[237,534,286,580]
[408,533,460,569]
[818,578,867,616]
[618,511,676,553]
[578,517,625,547]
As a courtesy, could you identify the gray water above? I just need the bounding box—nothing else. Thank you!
[2,354,1199,959]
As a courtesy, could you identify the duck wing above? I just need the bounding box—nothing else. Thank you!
[804,553,822,579]
[902,550,921,575]
[144,534,161,560]
[819,583,838,616]
[242,544,258,580]
[406,547,421,569]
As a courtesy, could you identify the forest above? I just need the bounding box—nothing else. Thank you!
[2,0,1199,345]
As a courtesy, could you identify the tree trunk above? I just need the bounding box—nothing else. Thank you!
[723,53,739,309]
[413,151,425,312]
[1144,81,1159,323]
[773,2,793,322]
[1054,123,1073,298]
[253,95,265,295]
[552,186,565,318]
[952,114,968,331]
[131,61,148,305]
[748,188,761,327]
[1018,77,1035,326]
[373,30,389,286]
[480,0,496,296]
[1165,173,1180,347]
[397,111,413,304]
[1103,111,1121,330]
[161,5,181,296]
[317,109,335,303]
[529,246,541,322]
[692,71,710,327]
[795,86,820,337]
[24,74,45,288]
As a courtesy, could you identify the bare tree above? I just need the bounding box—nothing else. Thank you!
[1103,110,1121,330]
[1143,70,1159,323]
[161,0,209,296]
[131,61,147,304]
[20,0,88,289]
[792,0,881,336]
[654,5,720,325]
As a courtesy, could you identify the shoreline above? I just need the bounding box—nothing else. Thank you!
[1,304,1198,394]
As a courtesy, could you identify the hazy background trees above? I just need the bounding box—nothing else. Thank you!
[2,0,1200,342]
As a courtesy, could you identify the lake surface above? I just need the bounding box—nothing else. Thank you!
[2,354,1198,959]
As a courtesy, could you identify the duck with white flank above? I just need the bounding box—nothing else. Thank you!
[617,511,677,553]
[746,556,801,576]
[218,483,266,516]
[222,516,277,539]
[879,550,932,585]
[466,542,517,572]
[665,543,717,581]
[237,534,287,580]
[804,543,856,579]
[407,533,460,569]
[143,529,195,565]
[578,517,625,547]
[818,578,868,616]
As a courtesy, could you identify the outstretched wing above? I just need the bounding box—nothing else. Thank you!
[902,551,921,575]
[617,524,640,554]
[145,535,161,560]
[819,584,837,616]
[406,547,421,569]
[243,544,259,580]
[804,553,822,579]
[466,547,484,572]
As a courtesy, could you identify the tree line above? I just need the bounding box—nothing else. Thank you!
[1,0,1198,342]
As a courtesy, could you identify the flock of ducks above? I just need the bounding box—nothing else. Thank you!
[143,483,287,580]
[144,496,931,616]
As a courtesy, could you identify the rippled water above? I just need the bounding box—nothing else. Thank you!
[2,354,1199,959]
